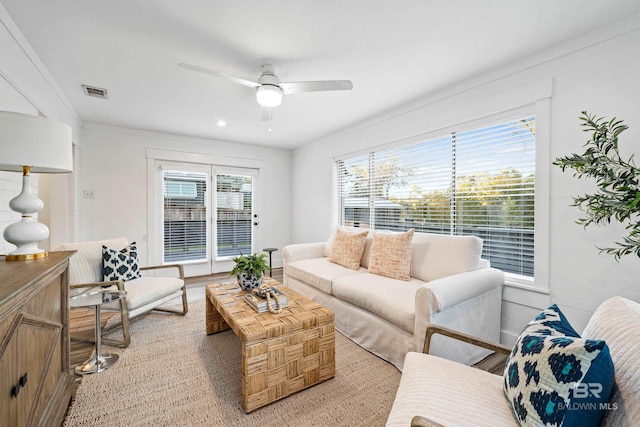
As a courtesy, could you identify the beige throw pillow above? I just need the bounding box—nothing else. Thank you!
[328,228,369,270]
[368,229,415,281]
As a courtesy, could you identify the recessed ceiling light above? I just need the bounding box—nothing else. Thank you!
[216,120,226,127]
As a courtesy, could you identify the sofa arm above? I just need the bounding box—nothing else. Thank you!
[413,267,504,361]
[415,267,504,314]
[283,242,327,265]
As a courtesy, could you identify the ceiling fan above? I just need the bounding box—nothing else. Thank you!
[178,63,353,121]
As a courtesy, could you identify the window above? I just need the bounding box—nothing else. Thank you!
[162,170,208,263]
[215,173,253,258]
[336,115,535,279]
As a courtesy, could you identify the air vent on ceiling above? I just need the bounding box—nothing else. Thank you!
[82,84,108,99]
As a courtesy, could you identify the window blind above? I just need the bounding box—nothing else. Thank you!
[336,115,535,277]
[163,170,208,262]
[216,174,252,258]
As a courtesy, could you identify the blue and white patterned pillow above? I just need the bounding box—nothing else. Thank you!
[102,242,141,282]
[503,304,614,427]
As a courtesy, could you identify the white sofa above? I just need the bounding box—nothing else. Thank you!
[283,228,505,370]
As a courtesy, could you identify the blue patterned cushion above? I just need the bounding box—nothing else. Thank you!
[503,304,614,427]
[102,242,141,282]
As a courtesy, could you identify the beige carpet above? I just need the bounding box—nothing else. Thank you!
[64,302,401,426]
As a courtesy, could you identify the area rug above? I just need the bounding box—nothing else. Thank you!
[63,302,401,426]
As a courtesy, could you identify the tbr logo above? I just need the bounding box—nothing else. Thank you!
[559,383,618,412]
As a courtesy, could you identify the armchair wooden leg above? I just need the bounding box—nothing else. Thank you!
[98,295,131,348]
[151,286,189,316]
[70,296,131,348]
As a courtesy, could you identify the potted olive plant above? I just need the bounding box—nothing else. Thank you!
[230,252,270,291]
[554,111,640,259]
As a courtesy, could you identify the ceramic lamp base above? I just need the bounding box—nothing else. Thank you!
[3,169,50,261]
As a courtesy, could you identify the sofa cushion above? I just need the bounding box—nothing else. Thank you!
[332,273,424,333]
[328,228,369,270]
[286,257,365,294]
[503,304,614,427]
[323,226,372,258]
[386,352,517,427]
[411,233,483,282]
[102,242,142,282]
[369,229,414,281]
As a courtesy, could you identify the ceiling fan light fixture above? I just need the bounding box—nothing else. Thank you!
[256,85,283,107]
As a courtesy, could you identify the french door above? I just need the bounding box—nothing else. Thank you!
[157,161,259,276]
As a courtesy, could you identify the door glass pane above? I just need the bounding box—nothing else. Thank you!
[163,170,208,262]
[216,173,253,258]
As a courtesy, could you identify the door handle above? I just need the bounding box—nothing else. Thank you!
[10,373,27,398]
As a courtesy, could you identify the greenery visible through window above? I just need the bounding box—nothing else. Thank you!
[336,115,535,277]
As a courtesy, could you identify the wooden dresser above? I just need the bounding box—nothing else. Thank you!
[0,251,75,426]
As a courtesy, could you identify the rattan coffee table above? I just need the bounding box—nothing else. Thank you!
[205,278,335,412]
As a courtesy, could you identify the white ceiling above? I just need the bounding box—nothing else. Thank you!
[3,0,640,149]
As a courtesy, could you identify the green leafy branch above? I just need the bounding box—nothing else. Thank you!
[553,111,640,260]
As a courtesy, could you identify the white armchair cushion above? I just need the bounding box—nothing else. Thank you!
[386,352,516,427]
[582,297,640,427]
[55,237,129,294]
[101,276,183,311]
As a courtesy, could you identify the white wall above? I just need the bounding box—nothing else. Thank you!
[291,15,640,342]
[78,123,291,271]
[0,4,80,253]
[0,75,39,254]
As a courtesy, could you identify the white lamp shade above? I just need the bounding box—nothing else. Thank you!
[256,85,283,107]
[0,111,72,173]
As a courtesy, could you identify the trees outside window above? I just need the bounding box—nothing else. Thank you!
[336,115,535,277]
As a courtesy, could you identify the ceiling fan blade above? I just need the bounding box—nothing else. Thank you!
[261,105,273,121]
[178,63,259,88]
[279,80,353,94]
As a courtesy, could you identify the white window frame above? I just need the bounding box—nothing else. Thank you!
[333,84,551,293]
[146,148,265,275]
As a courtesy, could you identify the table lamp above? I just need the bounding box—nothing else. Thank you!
[0,111,72,260]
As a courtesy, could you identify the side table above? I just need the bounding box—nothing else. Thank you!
[263,247,278,277]
[70,289,126,375]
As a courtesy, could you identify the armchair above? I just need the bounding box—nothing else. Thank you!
[56,237,188,347]
[387,297,640,427]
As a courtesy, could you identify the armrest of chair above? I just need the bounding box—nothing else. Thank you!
[411,415,445,427]
[423,324,512,355]
[70,280,125,292]
[140,263,184,280]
